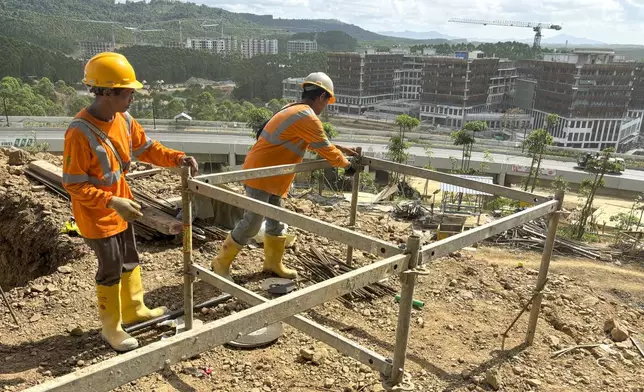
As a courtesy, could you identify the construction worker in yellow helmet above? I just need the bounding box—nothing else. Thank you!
[62,52,198,352]
[210,71,358,281]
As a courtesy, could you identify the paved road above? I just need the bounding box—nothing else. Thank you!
[5,128,642,182]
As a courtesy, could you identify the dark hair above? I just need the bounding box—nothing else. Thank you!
[301,85,329,101]
[89,86,125,96]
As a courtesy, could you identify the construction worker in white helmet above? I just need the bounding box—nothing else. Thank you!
[210,72,358,281]
[62,52,198,352]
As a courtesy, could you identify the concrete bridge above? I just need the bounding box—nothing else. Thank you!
[3,128,644,198]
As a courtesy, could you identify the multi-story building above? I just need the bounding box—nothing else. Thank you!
[517,49,640,151]
[79,41,115,60]
[185,37,237,54]
[287,40,317,54]
[395,55,428,100]
[185,37,277,58]
[487,60,517,110]
[240,38,278,58]
[282,77,305,102]
[327,52,404,114]
[419,58,500,128]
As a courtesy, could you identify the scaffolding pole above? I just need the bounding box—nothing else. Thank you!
[346,147,363,265]
[525,190,564,345]
[26,158,555,392]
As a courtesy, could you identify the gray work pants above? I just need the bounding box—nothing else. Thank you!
[231,186,284,245]
[84,224,140,286]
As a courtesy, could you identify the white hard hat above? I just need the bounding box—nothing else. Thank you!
[302,72,335,103]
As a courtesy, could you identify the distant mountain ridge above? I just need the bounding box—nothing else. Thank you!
[377,30,461,40]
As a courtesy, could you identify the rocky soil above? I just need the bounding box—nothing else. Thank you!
[1,150,643,392]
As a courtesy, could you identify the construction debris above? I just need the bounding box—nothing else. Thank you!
[490,218,609,260]
[393,200,428,220]
[298,247,397,306]
[24,160,227,241]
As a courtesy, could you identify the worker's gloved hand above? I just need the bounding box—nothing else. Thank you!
[179,156,199,175]
[108,196,143,222]
[344,159,357,177]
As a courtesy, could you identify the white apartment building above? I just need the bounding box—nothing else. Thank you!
[240,39,278,59]
[287,40,317,54]
[185,37,237,54]
[185,37,277,58]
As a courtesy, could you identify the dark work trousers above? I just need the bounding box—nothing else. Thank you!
[84,224,140,287]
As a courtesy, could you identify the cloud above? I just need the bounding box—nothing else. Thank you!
[193,0,644,44]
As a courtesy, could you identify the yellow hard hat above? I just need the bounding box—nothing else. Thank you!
[302,72,335,104]
[83,52,143,89]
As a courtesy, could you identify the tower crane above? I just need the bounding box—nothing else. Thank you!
[448,18,562,53]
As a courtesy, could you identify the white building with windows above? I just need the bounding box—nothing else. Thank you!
[287,40,317,54]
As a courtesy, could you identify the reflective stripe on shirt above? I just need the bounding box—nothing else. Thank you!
[258,108,315,157]
[63,114,134,186]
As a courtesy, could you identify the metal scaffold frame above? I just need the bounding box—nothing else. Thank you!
[26,155,564,392]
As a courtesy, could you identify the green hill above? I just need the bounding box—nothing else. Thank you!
[0,36,82,83]
[0,0,285,54]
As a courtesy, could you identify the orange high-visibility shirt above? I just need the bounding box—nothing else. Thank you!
[62,109,185,239]
[243,104,349,197]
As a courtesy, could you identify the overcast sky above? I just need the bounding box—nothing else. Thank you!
[144,0,644,44]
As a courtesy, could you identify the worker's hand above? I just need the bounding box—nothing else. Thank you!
[179,156,199,175]
[344,159,357,177]
[336,144,359,157]
[108,196,143,222]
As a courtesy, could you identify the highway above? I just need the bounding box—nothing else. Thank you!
[3,128,644,184]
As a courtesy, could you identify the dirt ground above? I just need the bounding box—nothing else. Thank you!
[1,150,644,392]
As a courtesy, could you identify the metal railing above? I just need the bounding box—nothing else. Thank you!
[26,155,564,392]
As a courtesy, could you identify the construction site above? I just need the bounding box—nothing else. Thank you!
[1,145,644,392]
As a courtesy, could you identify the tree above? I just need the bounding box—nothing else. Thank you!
[267,98,283,114]
[479,149,494,172]
[246,107,273,137]
[386,114,419,181]
[545,113,560,135]
[67,95,92,116]
[166,98,186,117]
[452,121,487,173]
[522,128,554,192]
[395,114,420,140]
[322,122,338,139]
[35,77,56,101]
[574,147,619,240]
[552,175,569,193]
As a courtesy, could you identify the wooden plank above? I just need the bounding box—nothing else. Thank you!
[365,157,544,205]
[190,265,393,376]
[195,159,331,185]
[28,160,182,236]
[188,179,402,258]
[421,200,558,261]
[25,253,409,392]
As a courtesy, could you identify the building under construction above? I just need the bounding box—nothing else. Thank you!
[419,57,500,128]
[516,49,640,150]
[78,41,116,61]
[327,52,403,114]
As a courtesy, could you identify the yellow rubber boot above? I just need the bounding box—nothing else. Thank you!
[263,234,297,279]
[96,284,139,352]
[120,266,167,325]
[211,234,242,281]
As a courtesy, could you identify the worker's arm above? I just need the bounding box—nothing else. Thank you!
[300,118,350,168]
[130,117,186,167]
[62,128,113,209]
